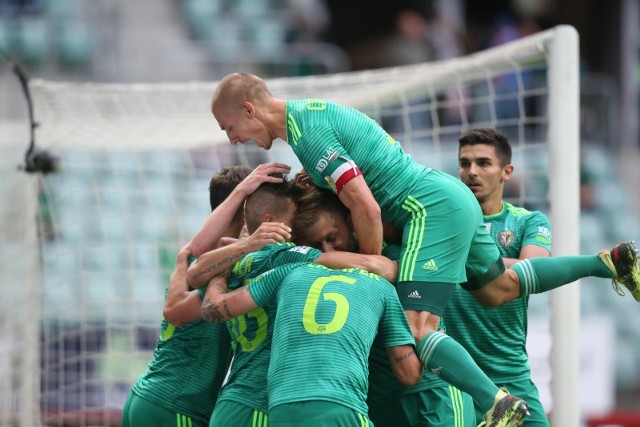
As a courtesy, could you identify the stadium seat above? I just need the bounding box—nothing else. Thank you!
[17,16,48,65]
[56,22,93,68]
[182,0,218,40]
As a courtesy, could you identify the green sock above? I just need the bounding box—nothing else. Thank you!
[416,332,497,412]
[512,255,612,297]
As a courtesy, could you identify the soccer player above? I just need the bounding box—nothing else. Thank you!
[121,163,291,427]
[445,128,551,425]
[294,183,476,427]
[184,177,397,426]
[210,72,640,426]
[202,261,423,426]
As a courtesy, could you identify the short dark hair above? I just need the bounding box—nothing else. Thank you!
[244,174,302,234]
[209,165,252,211]
[458,128,512,166]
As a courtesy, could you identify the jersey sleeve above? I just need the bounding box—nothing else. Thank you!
[296,126,362,194]
[521,211,552,252]
[270,245,323,265]
[378,287,415,347]
[248,263,306,307]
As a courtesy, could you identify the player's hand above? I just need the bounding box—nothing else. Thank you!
[244,222,292,252]
[237,162,292,196]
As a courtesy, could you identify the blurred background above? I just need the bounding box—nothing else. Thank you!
[0,0,639,425]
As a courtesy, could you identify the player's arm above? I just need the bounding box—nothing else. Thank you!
[187,221,292,288]
[386,345,423,386]
[502,244,550,268]
[162,245,203,327]
[338,175,383,255]
[315,251,398,283]
[201,275,259,323]
[189,162,291,257]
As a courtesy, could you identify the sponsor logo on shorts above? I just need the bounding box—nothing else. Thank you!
[408,290,421,299]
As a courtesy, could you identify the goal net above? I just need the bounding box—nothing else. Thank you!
[0,25,579,426]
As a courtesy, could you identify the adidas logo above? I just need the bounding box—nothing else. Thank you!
[408,290,421,299]
[422,259,438,271]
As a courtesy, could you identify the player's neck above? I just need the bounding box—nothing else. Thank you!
[270,98,288,141]
[480,198,504,216]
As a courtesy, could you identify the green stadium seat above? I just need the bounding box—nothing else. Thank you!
[56,22,93,68]
[17,16,48,65]
[182,0,218,40]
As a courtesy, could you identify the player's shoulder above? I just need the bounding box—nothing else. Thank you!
[504,201,548,221]
[503,202,552,237]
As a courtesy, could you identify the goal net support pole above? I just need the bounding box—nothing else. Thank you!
[548,25,581,427]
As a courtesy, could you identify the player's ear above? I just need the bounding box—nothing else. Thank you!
[502,164,514,182]
[242,101,255,117]
[263,213,274,223]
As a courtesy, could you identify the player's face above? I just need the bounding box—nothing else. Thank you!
[304,211,358,253]
[213,102,273,150]
[458,144,511,204]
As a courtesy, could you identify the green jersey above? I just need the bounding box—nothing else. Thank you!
[209,243,322,413]
[444,202,552,382]
[285,99,430,227]
[132,255,231,424]
[248,262,415,415]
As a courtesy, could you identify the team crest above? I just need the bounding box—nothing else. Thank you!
[324,175,336,191]
[498,230,514,248]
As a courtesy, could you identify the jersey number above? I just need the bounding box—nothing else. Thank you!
[306,99,326,111]
[229,307,268,352]
[302,275,355,335]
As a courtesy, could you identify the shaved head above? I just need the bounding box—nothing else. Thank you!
[211,73,272,115]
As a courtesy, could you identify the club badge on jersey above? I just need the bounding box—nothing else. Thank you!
[498,230,515,248]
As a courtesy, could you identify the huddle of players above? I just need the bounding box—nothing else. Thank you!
[123,118,640,427]
[122,129,564,427]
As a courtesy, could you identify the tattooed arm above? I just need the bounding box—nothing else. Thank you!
[187,221,292,289]
[201,275,260,323]
[162,245,203,327]
[386,345,423,386]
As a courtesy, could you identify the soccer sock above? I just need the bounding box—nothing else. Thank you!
[416,332,497,412]
[512,255,612,297]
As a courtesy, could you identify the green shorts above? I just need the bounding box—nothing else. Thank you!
[269,401,371,426]
[209,400,268,427]
[472,379,550,426]
[368,386,475,427]
[121,391,208,427]
[396,170,502,311]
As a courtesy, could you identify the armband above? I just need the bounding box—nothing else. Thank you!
[331,159,361,194]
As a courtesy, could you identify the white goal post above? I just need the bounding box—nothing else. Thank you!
[0,25,579,426]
